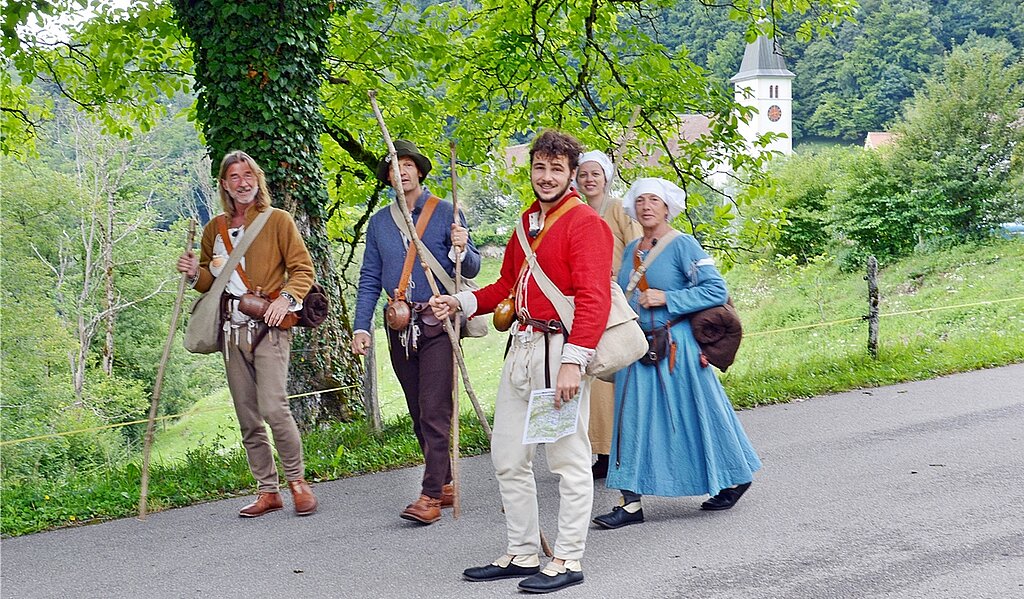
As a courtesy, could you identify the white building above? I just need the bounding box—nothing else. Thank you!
[731,34,795,156]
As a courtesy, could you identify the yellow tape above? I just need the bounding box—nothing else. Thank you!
[0,384,359,447]
[745,295,1024,339]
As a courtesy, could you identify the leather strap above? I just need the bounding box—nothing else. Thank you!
[624,229,681,296]
[205,208,273,300]
[389,196,473,294]
[507,193,582,301]
[393,196,439,301]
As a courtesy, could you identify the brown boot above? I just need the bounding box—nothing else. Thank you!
[288,479,318,516]
[400,494,442,524]
[440,483,455,508]
[239,492,283,518]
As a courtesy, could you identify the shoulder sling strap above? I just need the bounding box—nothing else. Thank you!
[625,229,681,296]
[390,196,440,301]
[205,208,273,300]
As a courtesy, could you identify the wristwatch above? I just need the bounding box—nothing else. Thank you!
[280,291,297,308]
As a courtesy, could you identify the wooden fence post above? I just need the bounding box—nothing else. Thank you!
[865,255,879,358]
[363,327,382,432]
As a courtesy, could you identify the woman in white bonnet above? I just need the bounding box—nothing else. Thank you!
[576,150,642,479]
[592,177,761,529]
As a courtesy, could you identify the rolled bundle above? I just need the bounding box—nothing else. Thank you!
[690,299,742,371]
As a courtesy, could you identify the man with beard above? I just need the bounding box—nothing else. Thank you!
[177,150,318,517]
[430,130,612,593]
[352,140,480,525]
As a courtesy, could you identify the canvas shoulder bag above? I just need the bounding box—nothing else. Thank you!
[514,218,647,381]
[183,209,272,354]
[389,200,488,338]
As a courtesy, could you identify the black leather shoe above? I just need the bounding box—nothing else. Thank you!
[592,505,644,529]
[463,561,539,581]
[591,454,609,480]
[518,568,584,594]
[701,482,752,511]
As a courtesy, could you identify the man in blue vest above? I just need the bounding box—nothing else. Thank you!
[352,140,481,525]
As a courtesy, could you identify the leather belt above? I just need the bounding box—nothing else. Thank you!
[517,317,564,334]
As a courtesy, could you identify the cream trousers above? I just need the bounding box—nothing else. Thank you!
[491,331,593,561]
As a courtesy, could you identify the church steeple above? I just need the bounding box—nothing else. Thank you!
[731,33,795,155]
[731,35,795,82]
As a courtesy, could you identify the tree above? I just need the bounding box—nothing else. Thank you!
[890,37,1024,241]
[4,0,861,425]
[169,0,363,425]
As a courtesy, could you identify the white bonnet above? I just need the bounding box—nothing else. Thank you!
[577,150,614,183]
[623,177,687,220]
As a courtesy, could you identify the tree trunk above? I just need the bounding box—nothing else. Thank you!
[102,189,115,375]
[172,0,363,425]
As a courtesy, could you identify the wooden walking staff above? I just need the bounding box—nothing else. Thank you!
[139,219,196,519]
[449,140,463,519]
[367,90,491,440]
[445,129,553,558]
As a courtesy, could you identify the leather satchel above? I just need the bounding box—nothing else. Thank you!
[514,219,647,382]
[183,209,272,354]
[295,283,329,328]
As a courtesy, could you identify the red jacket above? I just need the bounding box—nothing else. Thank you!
[475,193,613,350]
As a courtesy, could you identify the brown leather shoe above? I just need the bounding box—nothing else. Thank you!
[400,494,441,524]
[440,483,455,508]
[239,492,283,518]
[288,479,318,516]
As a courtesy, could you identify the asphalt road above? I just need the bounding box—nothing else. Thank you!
[2,364,1022,599]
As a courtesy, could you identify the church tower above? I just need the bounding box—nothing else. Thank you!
[731,34,795,156]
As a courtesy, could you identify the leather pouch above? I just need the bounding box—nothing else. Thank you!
[639,326,671,366]
[239,293,271,320]
[414,302,445,338]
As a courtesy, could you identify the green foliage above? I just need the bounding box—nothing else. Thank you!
[889,39,1024,241]
[828,147,918,268]
[0,114,218,483]
[761,148,854,261]
[1,413,491,536]
[759,37,1024,268]
[2,0,192,154]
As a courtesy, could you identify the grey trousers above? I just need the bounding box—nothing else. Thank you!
[223,325,305,493]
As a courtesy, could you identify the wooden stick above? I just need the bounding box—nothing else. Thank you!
[368,90,491,439]
[139,219,196,520]
[612,106,642,168]
[450,140,463,519]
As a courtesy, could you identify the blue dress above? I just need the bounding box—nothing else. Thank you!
[606,233,761,497]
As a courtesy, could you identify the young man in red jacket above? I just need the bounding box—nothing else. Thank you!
[430,130,612,593]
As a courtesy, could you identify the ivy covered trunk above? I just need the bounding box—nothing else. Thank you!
[172,0,362,426]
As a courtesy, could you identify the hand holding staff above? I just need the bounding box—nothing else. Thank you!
[368,90,492,440]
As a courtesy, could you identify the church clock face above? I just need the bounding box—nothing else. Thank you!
[767,105,782,122]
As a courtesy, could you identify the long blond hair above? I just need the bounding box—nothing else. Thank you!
[217,150,272,216]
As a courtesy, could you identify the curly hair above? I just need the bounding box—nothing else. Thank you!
[529,130,583,170]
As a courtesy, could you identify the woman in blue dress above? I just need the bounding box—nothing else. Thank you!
[593,178,761,529]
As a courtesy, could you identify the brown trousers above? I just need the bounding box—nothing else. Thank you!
[387,325,454,499]
[223,325,305,493]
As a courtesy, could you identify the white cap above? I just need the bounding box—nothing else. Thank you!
[623,177,687,220]
[577,150,614,184]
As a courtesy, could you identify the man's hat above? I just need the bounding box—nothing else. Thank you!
[376,140,432,184]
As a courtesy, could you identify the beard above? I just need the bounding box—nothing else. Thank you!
[534,178,573,204]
